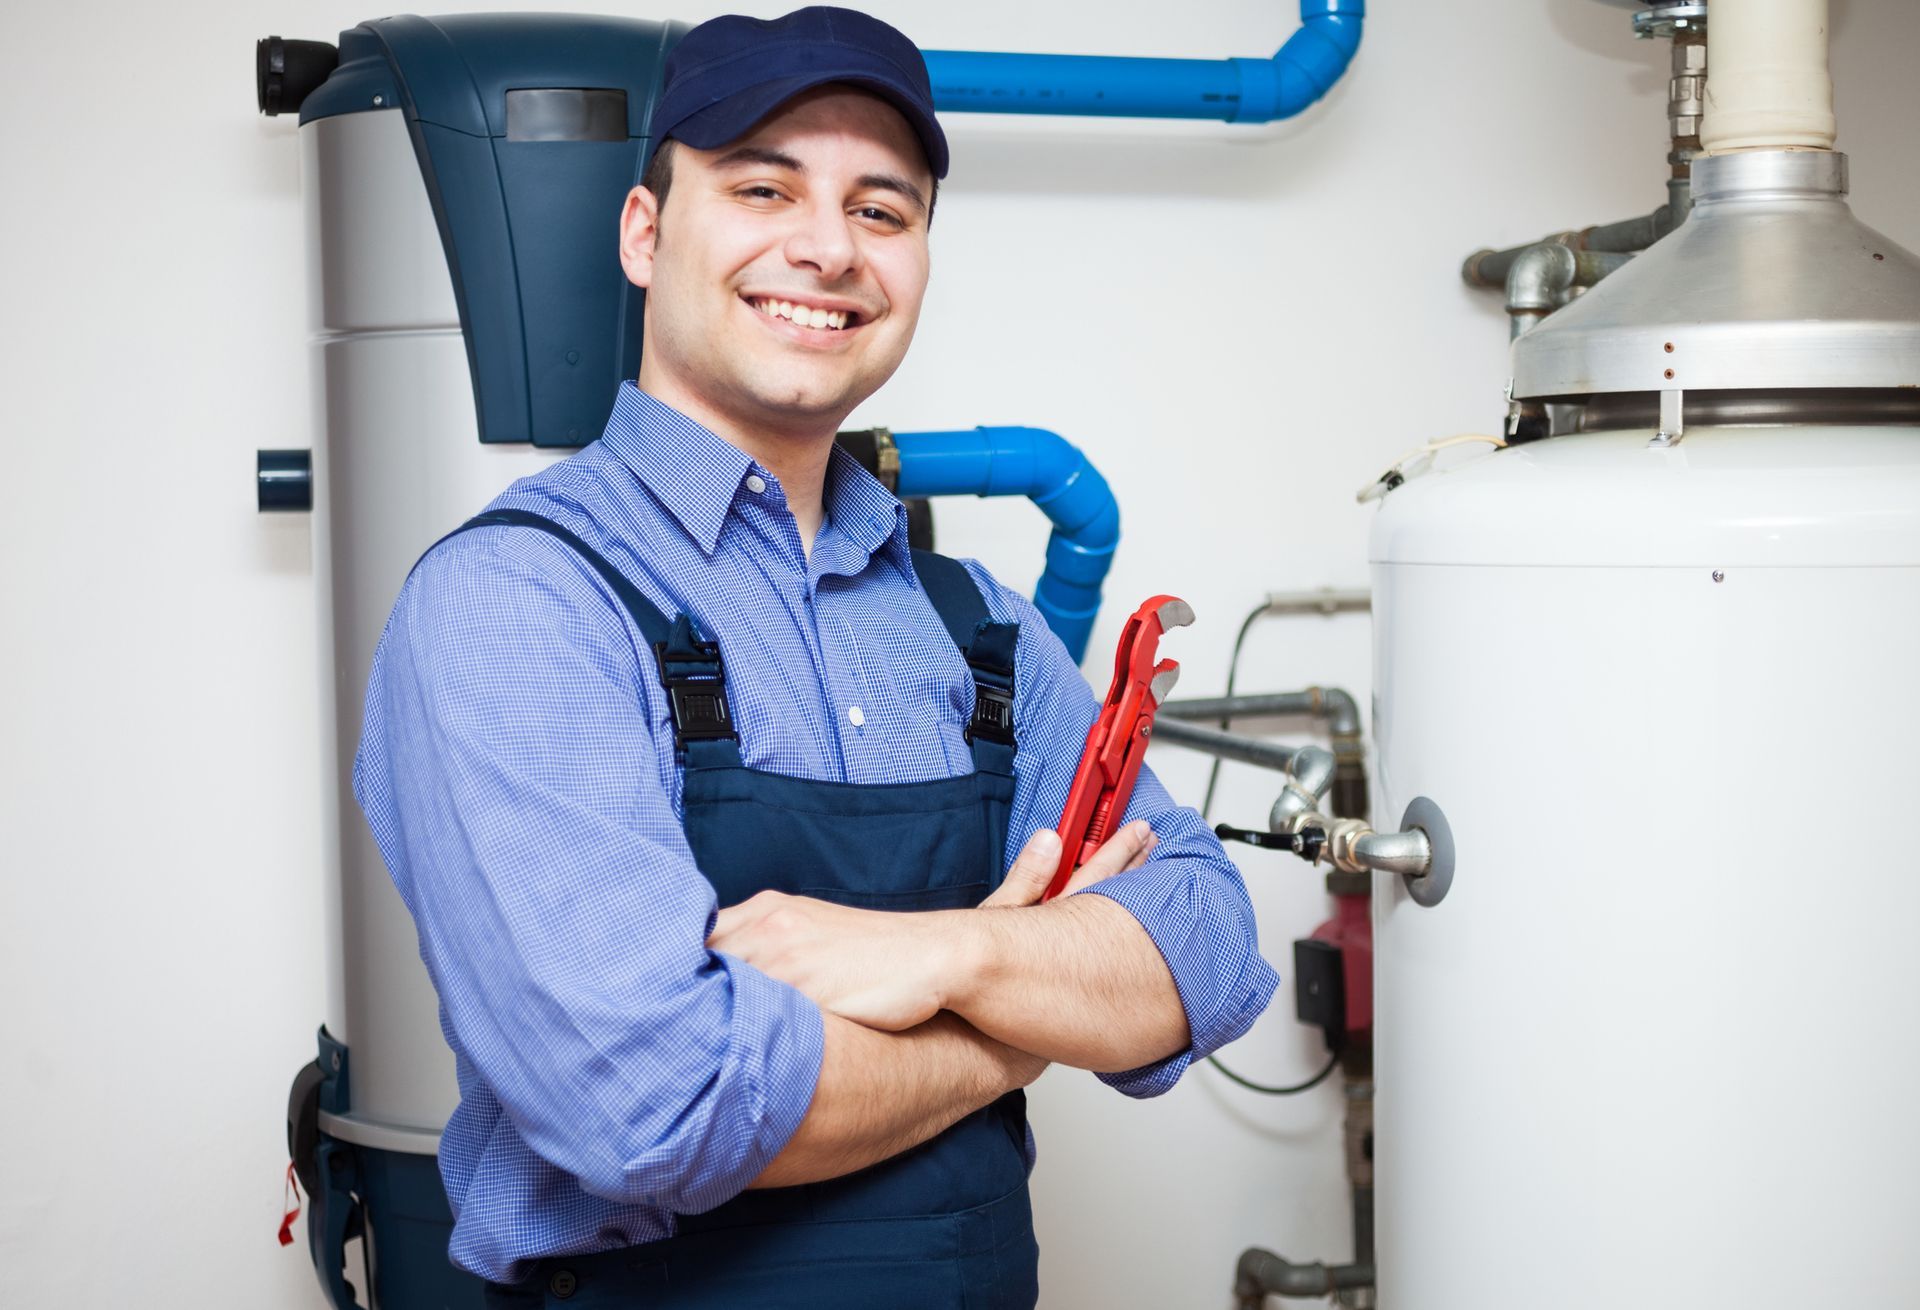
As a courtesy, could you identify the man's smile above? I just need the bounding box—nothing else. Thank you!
[743,293,867,335]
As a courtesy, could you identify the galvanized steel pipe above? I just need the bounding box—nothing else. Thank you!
[1148,719,1302,774]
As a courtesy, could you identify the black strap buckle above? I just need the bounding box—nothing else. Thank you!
[966,679,1016,746]
[653,638,737,750]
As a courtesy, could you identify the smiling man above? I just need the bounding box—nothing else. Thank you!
[353,8,1278,1308]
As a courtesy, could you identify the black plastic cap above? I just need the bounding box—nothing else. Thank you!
[258,36,340,117]
[258,449,313,511]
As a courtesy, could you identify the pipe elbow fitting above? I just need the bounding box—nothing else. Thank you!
[891,426,1120,663]
[1232,0,1364,122]
[1289,744,1338,800]
[1234,1246,1375,1300]
[1317,685,1362,739]
[1023,428,1121,546]
[1270,744,1338,830]
[1351,826,1433,878]
[996,428,1120,651]
[1506,242,1578,316]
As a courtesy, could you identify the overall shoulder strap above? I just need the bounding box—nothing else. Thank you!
[432,509,742,768]
[912,549,1021,775]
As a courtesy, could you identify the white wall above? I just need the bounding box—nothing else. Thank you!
[3,1,1915,1306]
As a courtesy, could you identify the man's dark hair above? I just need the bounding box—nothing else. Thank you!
[640,138,679,213]
[639,136,937,228]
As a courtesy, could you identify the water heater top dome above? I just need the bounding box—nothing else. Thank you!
[1510,150,1920,401]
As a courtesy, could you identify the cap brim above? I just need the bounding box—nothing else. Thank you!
[668,69,948,179]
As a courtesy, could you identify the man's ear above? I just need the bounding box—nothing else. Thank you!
[619,185,661,289]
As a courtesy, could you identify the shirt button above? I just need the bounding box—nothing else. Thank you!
[848,705,866,727]
[745,474,767,494]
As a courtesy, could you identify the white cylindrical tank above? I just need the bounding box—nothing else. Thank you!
[1369,422,1920,1307]
[305,106,566,1152]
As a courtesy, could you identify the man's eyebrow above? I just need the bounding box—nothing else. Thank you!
[712,146,927,215]
[711,145,805,172]
[856,172,928,215]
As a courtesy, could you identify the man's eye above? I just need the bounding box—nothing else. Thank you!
[853,206,904,228]
[738,186,785,201]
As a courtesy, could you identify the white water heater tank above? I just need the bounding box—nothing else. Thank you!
[1370,421,1920,1307]
[1369,145,1920,1307]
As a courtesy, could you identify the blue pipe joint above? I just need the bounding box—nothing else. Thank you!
[923,0,1362,125]
[893,427,1120,663]
[1235,0,1365,121]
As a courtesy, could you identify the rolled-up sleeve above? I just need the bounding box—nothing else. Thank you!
[354,532,823,1212]
[966,565,1281,1099]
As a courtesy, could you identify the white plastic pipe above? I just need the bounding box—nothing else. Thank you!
[1701,0,1837,152]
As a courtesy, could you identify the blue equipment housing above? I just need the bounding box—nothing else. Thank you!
[301,14,686,448]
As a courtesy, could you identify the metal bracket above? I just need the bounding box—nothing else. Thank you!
[1652,387,1685,446]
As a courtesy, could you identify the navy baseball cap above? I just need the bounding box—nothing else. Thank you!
[652,7,949,179]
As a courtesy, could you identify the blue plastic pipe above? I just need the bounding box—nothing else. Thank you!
[894,428,1120,663]
[921,0,1364,123]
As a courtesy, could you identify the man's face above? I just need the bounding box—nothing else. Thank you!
[620,87,934,438]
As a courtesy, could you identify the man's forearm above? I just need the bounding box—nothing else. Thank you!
[748,1010,1041,1189]
[710,823,1191,1076]
[942,893,1189,1075]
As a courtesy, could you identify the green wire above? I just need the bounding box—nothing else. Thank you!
[1207,1049,1339,1096]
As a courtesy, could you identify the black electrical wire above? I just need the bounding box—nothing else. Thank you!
[1200,599,1272,820]
[1208,1047,1340,1096]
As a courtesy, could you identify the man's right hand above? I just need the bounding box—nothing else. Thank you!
[981,820,1158,909]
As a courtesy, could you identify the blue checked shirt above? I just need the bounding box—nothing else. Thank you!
[354,383,1278,1284]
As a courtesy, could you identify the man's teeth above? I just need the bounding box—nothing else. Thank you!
[753,298,851,330]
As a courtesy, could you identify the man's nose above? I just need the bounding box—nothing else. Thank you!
[783,199,861,281]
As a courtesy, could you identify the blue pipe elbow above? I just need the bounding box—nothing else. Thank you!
[922,0,1363,124]
[893,427,1120,663]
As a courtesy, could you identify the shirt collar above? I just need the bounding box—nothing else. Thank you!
[598,382,912,573]
[599,383,757,554]
[822,442,915,580]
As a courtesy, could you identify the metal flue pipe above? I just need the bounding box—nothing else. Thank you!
[1701,0,1835,152]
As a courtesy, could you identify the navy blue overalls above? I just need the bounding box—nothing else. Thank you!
[458,510,1040,1309]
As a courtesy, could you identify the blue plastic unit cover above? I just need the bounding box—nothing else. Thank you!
[302,15,687,447]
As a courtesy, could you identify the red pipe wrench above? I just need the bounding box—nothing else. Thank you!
[1043,595,1194,900]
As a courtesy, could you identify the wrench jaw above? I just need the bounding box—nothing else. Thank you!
[1154,598,1196,633]
[1113,596,1193,691]
[1148,663,1181,705]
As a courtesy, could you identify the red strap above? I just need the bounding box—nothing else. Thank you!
[278,1162,302,1248]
